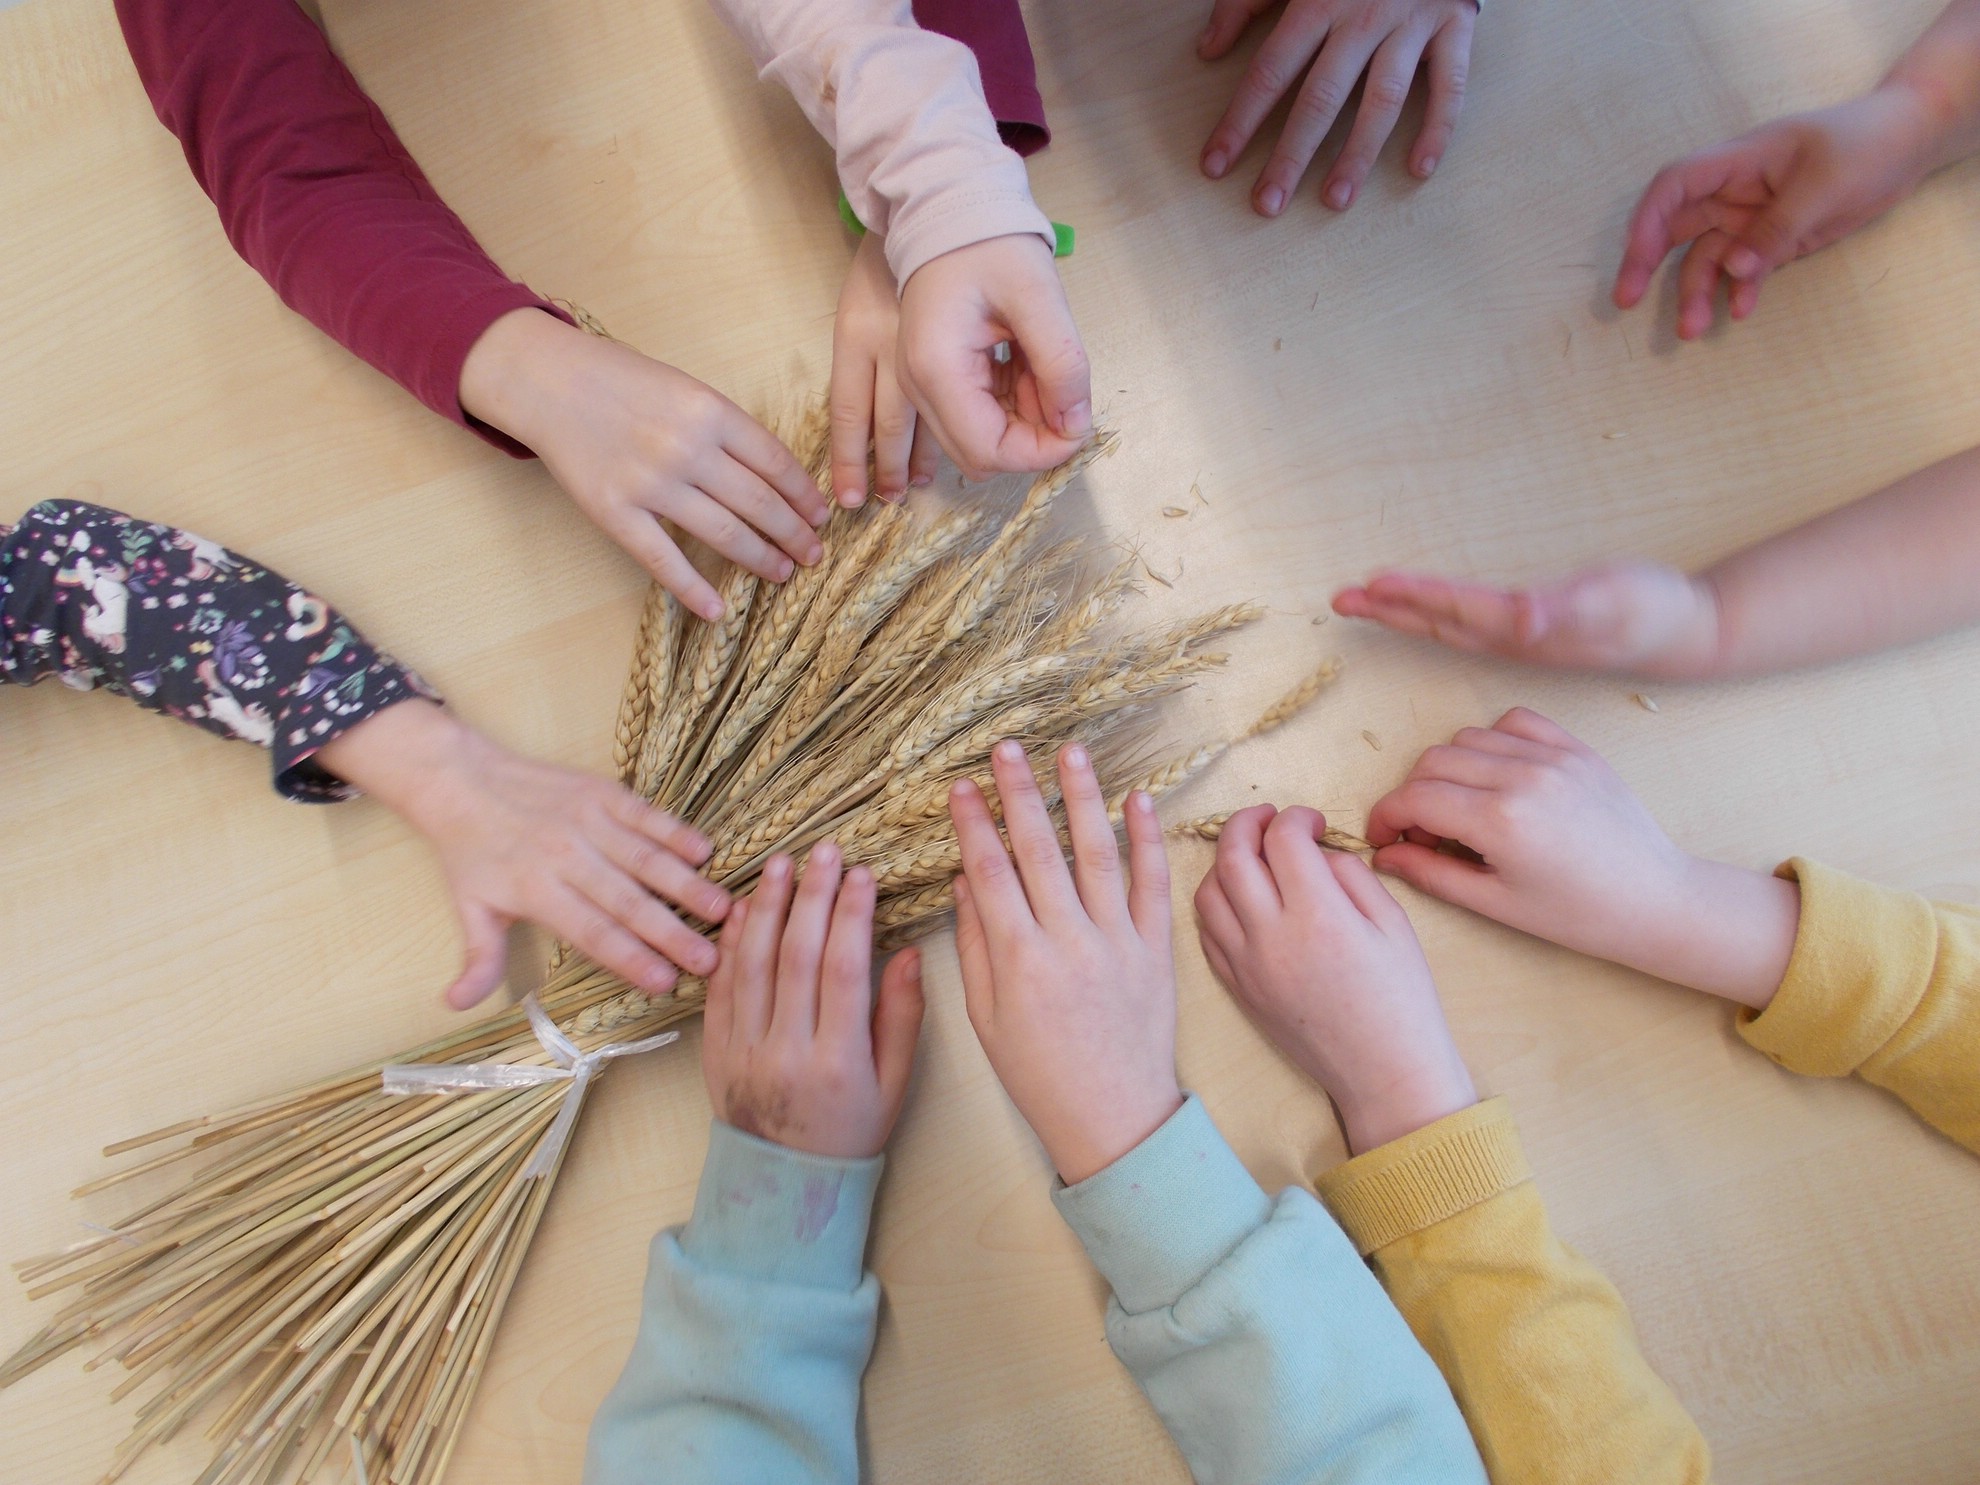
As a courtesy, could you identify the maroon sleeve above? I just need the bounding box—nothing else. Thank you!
[913,0,1049,157]
[114,0,572,457]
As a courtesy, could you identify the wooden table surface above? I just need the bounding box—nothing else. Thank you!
[4,0,1979,1480]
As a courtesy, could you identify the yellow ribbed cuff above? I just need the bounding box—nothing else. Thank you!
[1314,1097,1531,1256]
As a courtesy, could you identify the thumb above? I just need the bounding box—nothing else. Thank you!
[872,948,927,1109]
[1003,275,1091,440]
[1724,169,1825,280]
[1372,842,1502,920]
[446,899,512,1010]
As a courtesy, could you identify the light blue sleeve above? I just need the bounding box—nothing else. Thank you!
[1052,1096,1487,1485]
[583,1121,884,1485]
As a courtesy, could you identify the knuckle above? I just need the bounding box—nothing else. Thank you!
[1293,78,1349,123]
[1366,75,1411,111]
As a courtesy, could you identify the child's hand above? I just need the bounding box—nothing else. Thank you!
[1332,561,1723,678]
[459,308,830,622]
[831,231,937,508]
[316,699,731,1011]
[897,236,1092,481]
[1197,0,1477,214]
[701,843,925,1160]
[1614,87,1938,339]
[1195,805,1475,1155]
[948,741,1182,1185]
[1366,708,1799,1008]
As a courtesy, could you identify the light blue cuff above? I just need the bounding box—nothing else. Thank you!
[1051,1094,1272,1314]
[680,1121,884,1292]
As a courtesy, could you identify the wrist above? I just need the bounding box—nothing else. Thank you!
[458,306,587,453]
[1623,855,1802,1009]
[1879,61,1980,177]
[313,697,484,831]
[1334,1061,1479,1158]
[1640,572,1728,680]
[1048,1084,1185,1187]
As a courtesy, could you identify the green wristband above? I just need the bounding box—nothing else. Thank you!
[837,191,1074,257]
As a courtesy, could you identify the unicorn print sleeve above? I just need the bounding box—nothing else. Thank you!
[0,500,437,802]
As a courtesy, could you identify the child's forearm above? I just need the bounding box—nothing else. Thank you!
[1689,442,1980,678]
[1885,0,1980,172]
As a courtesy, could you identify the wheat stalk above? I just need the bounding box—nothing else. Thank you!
[3,422,1346,1485]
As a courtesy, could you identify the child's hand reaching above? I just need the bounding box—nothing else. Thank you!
[458,308,830,622]
[1196,0,1477,215]
[1332,561,1722,677]
[701,843,925,1160]
[831,232,937,508]
[947,741,1182,1185]
[1613,88,1941,339]
[1366,708,1800,1009]
[1195,805,1474,1155]
[897,236,1092,481]
[316,699,732,1011]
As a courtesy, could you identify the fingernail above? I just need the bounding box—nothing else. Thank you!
[951,778,972,798]
[775,558,795,581]
[765,854,788,880]
[1064,741,1088,767]
[1060,400,1092,436]
[1418,156,1438,177]
[1726,246,1759,278]
[811,839,840,867]
[1131,790,1153,814]
[1325,180,1351,210]
[1204,148,1228,178]
[646,965,678,993]
[701,599,726,621]
[804,542,823,565]
[1260,185,1285,215]
[911,473,934,487]
[995,739,1024,763]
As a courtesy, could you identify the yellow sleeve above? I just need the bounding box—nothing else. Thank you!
[1738,859,1980,1154]
[1314,1099,1709,1485]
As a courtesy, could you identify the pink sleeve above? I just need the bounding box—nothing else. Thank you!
[114,0,572,457]
[913,0,1048,157]
[707,0,1054,285]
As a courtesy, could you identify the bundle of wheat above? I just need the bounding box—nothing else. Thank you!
[2,423,1339,1485]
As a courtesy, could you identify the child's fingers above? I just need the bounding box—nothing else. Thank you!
[669,482,795,585]
[1198,0,1273,61]
[1490,706,1584,752]
[951,874,998,1030]
[1324,848,1412,931]
[1675,228,1735,340]
[613,513,726,623]
[908,419,940,488]
[771,841,843,1041]
[1410,16,1471,178]
[948,776,1034,940]
[1614,151,1735,307]
[732,855,795,1040]
[445,899,512,1011]
[873,360,918,502]
[1373,840,1503,918]
[1123,790,1173,944]
[608,793,713,870]
[1058,743,1129,929]
[706,456,822,571]
[544,882,679,998]
[998,279,1093,444]
[1199,927,1239,991]
[1213,803,1285,927]
[872,948,926,1110]
[1203,7,1330,184]
[827,335,876,509]
[1193,870,1245,965]
[1323,26,1432,209]
[1406,741,1526,791]
[702,900,746,1053]
[564,848,717,979]
[1365,778,1496,851]
[1449,723,1556,761]
[1729,273,1764,320]
[1256,30,1379,216]
[1261,805,1342,902]
[722,403,831,528]
[1724,160,1823,280]
[595,814,728,925]
[818,864,878,1048]
[991,740,1080,925]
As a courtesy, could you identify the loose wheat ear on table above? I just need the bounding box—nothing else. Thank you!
[1,420,1343,1485]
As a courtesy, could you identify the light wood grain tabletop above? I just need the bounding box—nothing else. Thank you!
[3,0,1978,1480]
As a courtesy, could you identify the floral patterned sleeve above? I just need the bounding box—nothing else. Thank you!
[0,500,439,802]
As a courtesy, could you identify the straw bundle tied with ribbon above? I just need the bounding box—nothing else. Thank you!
[2,417,1344,1485]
